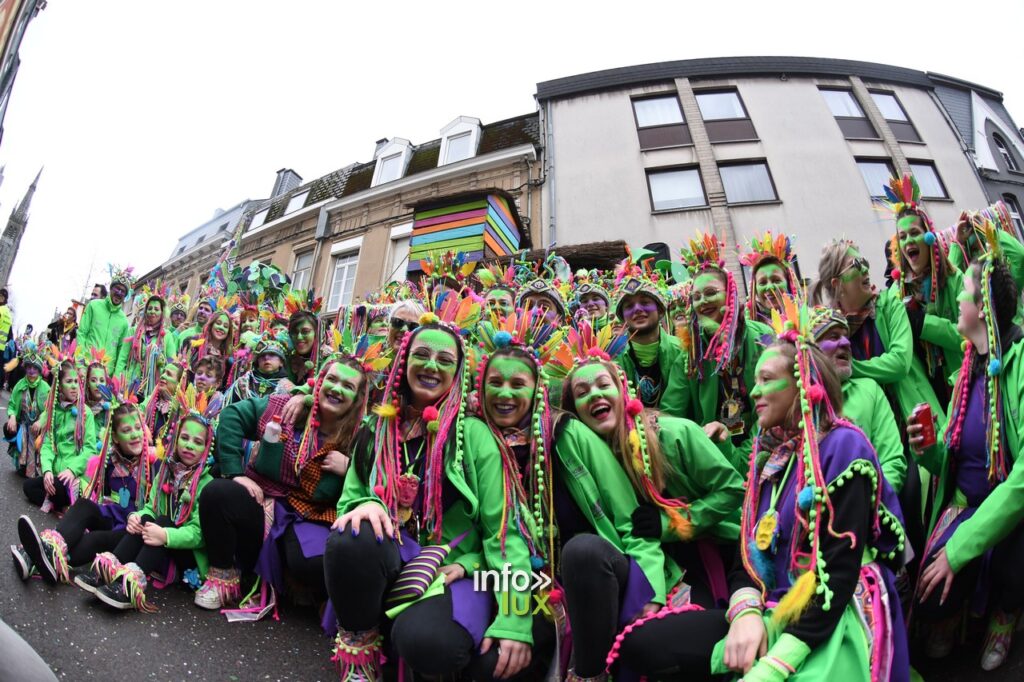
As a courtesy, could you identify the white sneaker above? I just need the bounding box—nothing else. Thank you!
[193,582,224,610]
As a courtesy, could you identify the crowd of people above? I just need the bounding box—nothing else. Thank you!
[5,172,1024,681]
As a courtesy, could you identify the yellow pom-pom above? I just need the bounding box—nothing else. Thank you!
[419,312,439,326]
[373,403,398,419]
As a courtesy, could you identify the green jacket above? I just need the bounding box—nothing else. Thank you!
[338,415,534,644]
[851,292,944,425]
[917,340,1024,573]
[661,319,773,472]
[554,417,672,604]
[113,326,179,380]
[77,297,129,374]
[948,229,1024,290]
[841,378,906,493]
[7,377,48,421]
[39,402,98,477]
[655,416,744,543]
[886,269,964,384]
[616,330,682,411]
[139,467,213,578]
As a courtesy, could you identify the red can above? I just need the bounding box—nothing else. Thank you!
[912,403,936,449]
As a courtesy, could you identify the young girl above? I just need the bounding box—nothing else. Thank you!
[116,291,178,397]
[12,385,151,585]
[284,290,322,386]
[89,388,219,612]
[84,351,111,433]
[22,357,98,512]
[909,231,1024,671]
[323,296,536,681]
[614,298,909,682]
[196,351,374,614]
[143,359,184,450]
[740,232,801,325]
[4,343,49,476]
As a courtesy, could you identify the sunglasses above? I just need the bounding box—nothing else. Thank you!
[390,318,419,333]
[839,257,869,276]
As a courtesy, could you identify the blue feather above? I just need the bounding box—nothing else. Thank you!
[883,185,899,203]
[747,539,776,590]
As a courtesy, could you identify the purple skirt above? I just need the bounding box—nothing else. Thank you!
[255,500,329,594]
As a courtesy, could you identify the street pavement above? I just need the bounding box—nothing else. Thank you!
[1,392,1022,680]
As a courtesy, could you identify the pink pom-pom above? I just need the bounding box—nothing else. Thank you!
[807,383,826,404]
[422,406,439,423]
[373,485,385,497]
[625,398,644,418]
[548,588,563,604]
[307,378,316,388]
[891,268,902,281]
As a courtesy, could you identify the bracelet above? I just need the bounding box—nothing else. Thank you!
[727,599,762,623]
[763,656,796,675]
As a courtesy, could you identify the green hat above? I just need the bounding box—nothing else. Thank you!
[253,330,291,362]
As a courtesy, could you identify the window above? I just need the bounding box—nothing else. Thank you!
[1003,195,1024,239]
[377,153,403,184]
[327,253,359,310]
[285,191,310,214]
[291,251,314,291]
[195,235,205,246]
[694,90,756,143]
[176,245,186,255]
[696,91,746,120]
[993,134,1020,172]
[250,208,269,229]
[856,159,896,198]
[633,96,684,127]
[820,89,879,139]
[647,168,706,211]
[870,91,921,142]
[908,162,948,199]
[720,162,777,204]
[386,223,413,281]
[217,222,229,233]
[444,132,473,164]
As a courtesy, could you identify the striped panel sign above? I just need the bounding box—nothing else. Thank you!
[408,194,522,273]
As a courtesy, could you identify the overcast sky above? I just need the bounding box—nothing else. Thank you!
[1,0,1022,330]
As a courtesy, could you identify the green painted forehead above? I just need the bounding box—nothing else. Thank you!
[755,348,781,373]
[487,355,534,379]
[756,263,786,278]
[572,363,611,384]
[693,272,724,289]
[897,215,920,231]
[330,362,362,382]
[182,420,207,439]
[412,328,458,353]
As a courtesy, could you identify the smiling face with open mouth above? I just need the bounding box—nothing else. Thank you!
[113,412,146,459]
[483,354,536,429]
[897,215,931,276]
[690,271,727,335]
[818,326,853,380]
[754,262,789,311]
[406,328,459,408]
[620,293,661,336]
[570,363,622,437]
[317,362,364,421]
[580,292,608,319]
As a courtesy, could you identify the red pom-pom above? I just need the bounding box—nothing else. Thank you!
[625,398,644,418]
[373,485,385,497]
[891,269,901,281]
[548,588,563,604]
[422,406,439,423]
[807,383,826,404]
[307,378,316,388]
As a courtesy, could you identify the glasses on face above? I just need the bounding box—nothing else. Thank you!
[691,287,723,305]
[839,257,869,277]
[391,318,419,333]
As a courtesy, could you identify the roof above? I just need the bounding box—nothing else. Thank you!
[535,56,1001,101]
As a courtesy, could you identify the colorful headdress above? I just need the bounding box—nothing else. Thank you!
[420,250,477,289]
[612,255,667,319]
[516,278,567,318]
[878,174,951,303]
[679,232,743,378]
[740,232,800,320]
[109,264,136,293]
[38,342,87,455]
[573,269,611,305]
[83,376,152,511]
[283,287,323,319]
[475,261,519,294]
[326,306,393,375]
[945,219,1010,484]
[808,305,849,340]
[168,291,191,316]
[156,386,222,524]
[365,280,420,305]
[251,328,292,362]
[5,340,45,373]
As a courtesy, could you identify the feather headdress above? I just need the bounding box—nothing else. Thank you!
[37,341,86,454]
[327,306,393,374]
[82,376,153,510]
[475,261,518,292]
[679,232,743,378]
[740,231,800,321]
[419,250,477,285]
[283,287,323,318]
[108,264,136,293]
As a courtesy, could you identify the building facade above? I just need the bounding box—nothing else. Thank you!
[536,57,1020,287]
[0,0,45,147]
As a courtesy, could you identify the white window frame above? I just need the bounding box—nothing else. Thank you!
[291,250,315,291]
[647,167,707,211]
[820,89,865,118]
[285,191,310,215]
[856,159,896,199]
[385,222,413,283]
[438,116,481,167]
[372,138,412,186]
[1003,195,1024,239]
[908,161,948,199]
[632,95,685,128]
[325,238,363,311]
[719,162,778,204]
[994,134,1020,172]
[250,208,270,229]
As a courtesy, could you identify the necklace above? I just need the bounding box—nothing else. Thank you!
[755,454,796,552]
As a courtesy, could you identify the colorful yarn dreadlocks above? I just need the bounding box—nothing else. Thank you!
[740,231,800,321]
[367,289,481,543]
[680,232,743,379]
[878,174,951,306]
[126,288,171,396]
[284,287,324,380]
[945,219,1009,483]
[156,386,221,525]
[82,377,153,511]
[739,296,845,624]
[38,344,87,454]
[475,308,565,562]
[144,353,188,450]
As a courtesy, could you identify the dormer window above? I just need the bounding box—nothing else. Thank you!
[285,191,310,214]
[439,116,481,167]
[372,138,412,186]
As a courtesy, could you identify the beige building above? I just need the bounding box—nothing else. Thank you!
[535,57,1011,286]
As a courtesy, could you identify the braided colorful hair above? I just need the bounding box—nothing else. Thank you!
[681,232,743,379]
[38,351,87,455]
[83,378,153,511]
[293,357,372,477]
[156,386,222,525]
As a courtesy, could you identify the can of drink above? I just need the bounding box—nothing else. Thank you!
[912,403,936,449]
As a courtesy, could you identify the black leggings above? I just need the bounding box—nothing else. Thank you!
[112,515,195,576]
[54,498,124,566]
[561,533,635,677]
[23,476,72,509]
[917,522,1024,621]
[279,524,326,601]
[198,479,264,571]
[617,608,728,680]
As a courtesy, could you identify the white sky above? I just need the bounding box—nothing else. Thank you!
[1,0,1022,330]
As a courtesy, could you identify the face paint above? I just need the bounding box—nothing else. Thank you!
[485,291,514,318]
[159,365,181,397]
[241,318,259,334]
[194,368,218,394]
[484,356,536,427]
[145,300,163,324]
[60,371,79,402]
[113,413,145,457]
[571,364,620,406]
[752,350,797,429]
[197,304,213,326]
[691,273,726,332]
[176,420,208,465]
[956,289,975,304]
[321,363,361,403]
[818,337,851,355]
[294,322,316,354]
[621,295,660,326]
[570,364,620,437]
[485,357,536,401]
[211,315,231,340]
[407,329,459,407]
[580,293,608,317]
[257,353,283,374]
[750,378,790,399]
[754,263,789,300]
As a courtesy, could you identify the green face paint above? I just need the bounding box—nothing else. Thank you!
[484,357,536,401]
[295,322,316,352]
[60,372,79,401]
[957,289,975,304]
[177,420,208,464]
[485,291,514,317]
[114,414,145,454]
[570,364,619,408]
[321,362,362,404]
[754,263,788,297]
[750,378,791,399]
[146,301,163,319]
[691,273,726,333]
[409,329,458,373]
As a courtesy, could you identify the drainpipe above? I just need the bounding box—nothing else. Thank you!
[545,99,557,248]
[309,206,328,296]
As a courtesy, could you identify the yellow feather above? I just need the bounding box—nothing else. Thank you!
[771,570,817,627]
[373,404,398,419]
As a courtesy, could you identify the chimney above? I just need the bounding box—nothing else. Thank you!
[373,138,390,159]
[212,207,225,219]
[271,168,303,198]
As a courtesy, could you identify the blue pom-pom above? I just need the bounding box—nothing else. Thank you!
[101,401,111,410]
[988,358,1002,376]
[70,407,78,417]
[95,440,103,450]
[747,539,776,590]
[530,555,544,570]
[923,232,936,246]
[493,331,513,348]
[798,486,814,511]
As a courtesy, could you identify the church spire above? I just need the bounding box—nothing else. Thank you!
[13,166,42,221]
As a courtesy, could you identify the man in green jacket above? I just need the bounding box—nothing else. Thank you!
[77,269,133,374]
[613,275,681,410]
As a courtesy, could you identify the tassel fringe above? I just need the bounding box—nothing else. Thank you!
[115,562,158,613]
[91,551,122,584]
[39,529,71,584]
[331,628,384,681]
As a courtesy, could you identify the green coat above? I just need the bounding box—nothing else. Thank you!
[39,402,98,477]
[655,416,744,543]
[338,415,534,644]
[885,269,964,386]
[77,296,129,374]
[615,330,682,411]
[114,327,179,385]
[851,291,944,425]
[7,377,48,421]
[841,378,907,493]
[553,417,673,604]
[139,467,212,578]
[948,229,1024,289]
[661,319,773,472]
[917,340,1024,573]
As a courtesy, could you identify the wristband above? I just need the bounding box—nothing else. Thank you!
[727,588,764,623]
